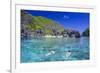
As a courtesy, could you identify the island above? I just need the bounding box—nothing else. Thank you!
[21,10,89,39]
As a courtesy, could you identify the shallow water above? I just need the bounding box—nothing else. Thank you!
[21,37,89,63]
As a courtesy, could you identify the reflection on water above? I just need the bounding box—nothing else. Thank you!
[21,37,89,63]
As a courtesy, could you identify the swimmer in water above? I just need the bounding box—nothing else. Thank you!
[65,50,71,58]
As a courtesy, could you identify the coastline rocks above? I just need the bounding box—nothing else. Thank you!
[82,28,89,37]
[21,10,33,38]
[62,29,80,38]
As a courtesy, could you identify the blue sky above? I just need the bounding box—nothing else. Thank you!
[24,10,89,33]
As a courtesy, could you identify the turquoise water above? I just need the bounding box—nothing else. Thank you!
[21,37,89,63]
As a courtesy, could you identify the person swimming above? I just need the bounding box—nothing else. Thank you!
[65,50,71,58]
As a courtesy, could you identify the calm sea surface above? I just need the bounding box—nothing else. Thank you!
[21,37,89,63]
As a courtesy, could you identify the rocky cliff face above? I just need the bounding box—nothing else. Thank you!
[21,10,33,38]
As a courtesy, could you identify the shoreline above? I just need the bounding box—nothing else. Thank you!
[44,35,63,38]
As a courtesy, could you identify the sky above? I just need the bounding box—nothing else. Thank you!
[24,10,90,33]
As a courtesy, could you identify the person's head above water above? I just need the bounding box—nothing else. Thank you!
[68,50,71,52]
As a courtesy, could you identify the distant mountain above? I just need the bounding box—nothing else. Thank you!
[82,28,89,37]
[21,10,64,38]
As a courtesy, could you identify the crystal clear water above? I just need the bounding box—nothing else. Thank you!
[21,37,89,63]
